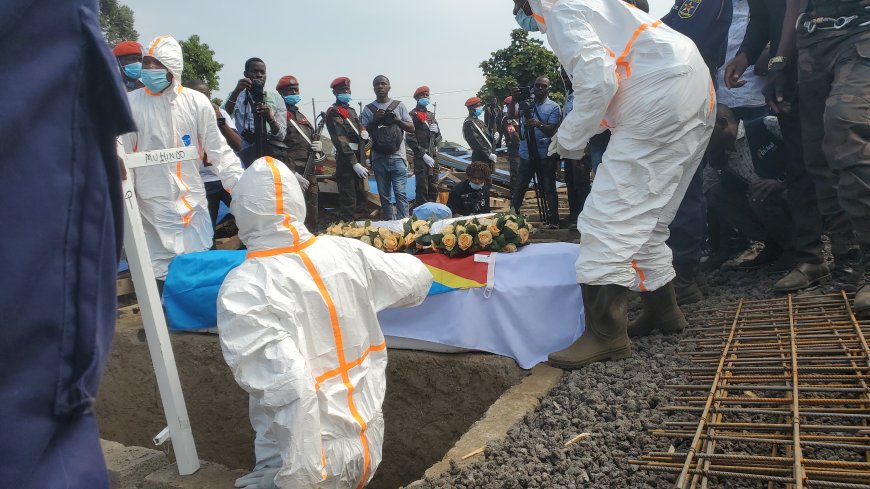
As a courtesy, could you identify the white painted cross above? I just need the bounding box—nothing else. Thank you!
[119,145,200,475]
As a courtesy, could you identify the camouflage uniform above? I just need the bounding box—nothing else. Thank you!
[407,107,442,204]
[462,115,494,173]
[796,0,870,314]
[325,103,368,221]
[279,104,318,230]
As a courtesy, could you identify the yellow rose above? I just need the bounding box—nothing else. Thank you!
[384,235,399,252]
[518,227,530,244]
[405,234,416,247]
[373,237,384,250]
[477,218,492,227]
[488,223,501,237]
[411,220,425,232]
[378,227,392,239]
[455,225,467,234]
[360,235,372,246]
[329,225,343,235]
[441,224,455,236]
[478,230,494,247]
[458,233,473,251]
[343,230,355,238]
[503,243,518,253]
[505,221,519,231]
[366,225,378,234]
[418,224,430,235]
[354,227,367,238]
[442,234,457,251]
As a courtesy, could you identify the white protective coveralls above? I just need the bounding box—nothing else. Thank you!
[531,0,715,292]
[121,36,244,279]
[217,156,431,489]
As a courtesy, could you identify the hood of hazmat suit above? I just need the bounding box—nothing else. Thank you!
[217,156,432,489]
[121,35,244,279]
[529,0,714,292]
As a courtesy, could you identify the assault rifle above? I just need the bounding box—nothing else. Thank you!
[302,113,327,181]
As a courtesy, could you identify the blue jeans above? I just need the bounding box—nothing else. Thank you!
[373,156,409,220]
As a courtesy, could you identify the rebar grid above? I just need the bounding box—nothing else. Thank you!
[630,292,870,489]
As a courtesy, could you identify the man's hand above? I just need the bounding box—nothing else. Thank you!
[374,109,386,123]
[724,52,749,88]
[429,122,439,133]
[118,156,127,181]
[353,163,369,178]
[255,102,273,118]
[310,140,323,153]
[488,153,498,163]
[212,103,222,119]
[527,118,543,128]
[233,78,252,96]
[749,179,785,202]
[763,61,792,114]
[423,154,436,167]
[360,130,370,141]
[294,172,310,191]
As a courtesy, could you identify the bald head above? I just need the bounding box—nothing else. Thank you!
[183,79,210,98]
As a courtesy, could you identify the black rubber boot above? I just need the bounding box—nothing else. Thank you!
[548,284,631,370]
[853,248,869,319]
[674,262,703,305]
[628,281,689,337]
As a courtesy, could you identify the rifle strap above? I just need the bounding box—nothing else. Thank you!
[470,119,494,152]
[287,117,313,146]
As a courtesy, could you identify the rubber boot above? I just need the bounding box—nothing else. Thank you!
[628,281,689,337]
[548,284,631,370]
[674,262,703,305]
[853,248,869,320]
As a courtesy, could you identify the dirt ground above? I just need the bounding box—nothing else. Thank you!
[96,311,526,488]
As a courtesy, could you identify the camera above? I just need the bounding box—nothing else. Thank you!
[514,86,534,102]
[249,79,265,104]
[382,110,397,125]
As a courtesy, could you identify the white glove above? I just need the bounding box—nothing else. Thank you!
[353,163,369,178]
[310,140,322,152]
[547,134,586,160]
[488,153,498,163]
[494,131,501,141]
[360,130,370,140]
[422,154,435,168]
[295,172,310,191]
[429,123,439,133]
[235,467,280,489]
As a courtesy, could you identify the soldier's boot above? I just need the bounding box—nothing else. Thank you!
[773,262,831,292]
[548,284,631,370]
[674,262,703,305]
[628,281,688,337]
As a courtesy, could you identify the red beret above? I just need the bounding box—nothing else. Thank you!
[414,86,430,97]
[504,96,513,104]
[330,77,351,89]
[112,40,142,57]
[276,75,299,90]
[465,96,482,107]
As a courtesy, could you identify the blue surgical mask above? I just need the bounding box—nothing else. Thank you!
[336,93,352,104]
[469,181,484,190]
[141,68,171,92]
[474,107,484,117]
[515,11,540,32]
[283,94,302,105]
[123,62,142,79]
[417,98,430,107]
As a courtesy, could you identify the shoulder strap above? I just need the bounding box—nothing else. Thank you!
[470,118,494,151]
[387,100,401,111]
[287,117,313,146]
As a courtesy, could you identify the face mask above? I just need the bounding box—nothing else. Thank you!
[141,68,171,93]
[515,10,540,31]
[123,62,142,79]
[283,94,302,105]
[469,181,484,190]
[474,107,484,117]
[336,93,352,104]
[417,98,430,107]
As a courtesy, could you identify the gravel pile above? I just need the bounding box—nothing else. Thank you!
[412,264,788,489]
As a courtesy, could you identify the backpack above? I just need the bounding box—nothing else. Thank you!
[367,100,404,155]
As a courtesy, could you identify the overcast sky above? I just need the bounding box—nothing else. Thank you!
[125,0,674,145]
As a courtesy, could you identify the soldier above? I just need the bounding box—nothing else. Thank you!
[276,75,321,230]
[324,77,369,221]
[113,40,143,92]
[769,0,870,318]
[407,86,442,205]
[462,96,497,174]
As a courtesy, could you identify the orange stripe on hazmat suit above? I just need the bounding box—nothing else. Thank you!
[217,157,432,488]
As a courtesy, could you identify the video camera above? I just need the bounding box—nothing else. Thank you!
[249,79,265,105]
[513,86,535,120]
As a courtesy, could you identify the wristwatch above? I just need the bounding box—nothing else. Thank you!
[768,56,789,71]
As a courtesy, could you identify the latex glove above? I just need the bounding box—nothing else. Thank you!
[235,471,262,488]
[488,153,498,163]
[295,172,310,191]
[548,135,585,160]
[310,140,322,152]
[494,131,501,141]
[429,122,439,133]
[360,130,370,140]
[422,154,435,168]
[353,163,369,178]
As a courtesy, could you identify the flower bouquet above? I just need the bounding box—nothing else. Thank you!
[428,213,532,257]
[324,222,407,252]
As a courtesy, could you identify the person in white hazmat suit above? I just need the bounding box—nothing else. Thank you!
[217,156,432,489]
[121,35,244,280]
[512,0,715,369]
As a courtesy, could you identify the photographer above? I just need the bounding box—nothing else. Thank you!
[509,76,562,228]
[361,75,415,220]
[224,57,287,166]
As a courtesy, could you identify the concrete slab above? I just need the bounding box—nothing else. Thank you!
[413,364,563,484]
[101,439,169,489]
[142,462,246,489]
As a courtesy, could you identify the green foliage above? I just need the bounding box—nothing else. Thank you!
[179,35,223,92]
[478,29,565,106]
[99,0,138,46]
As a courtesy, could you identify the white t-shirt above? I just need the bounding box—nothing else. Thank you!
[716,0,766,109]
[200,107,240,183]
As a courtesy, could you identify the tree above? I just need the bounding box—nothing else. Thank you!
[99,0,138,46]
[179,35,224,92]
[478,29,564,106]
